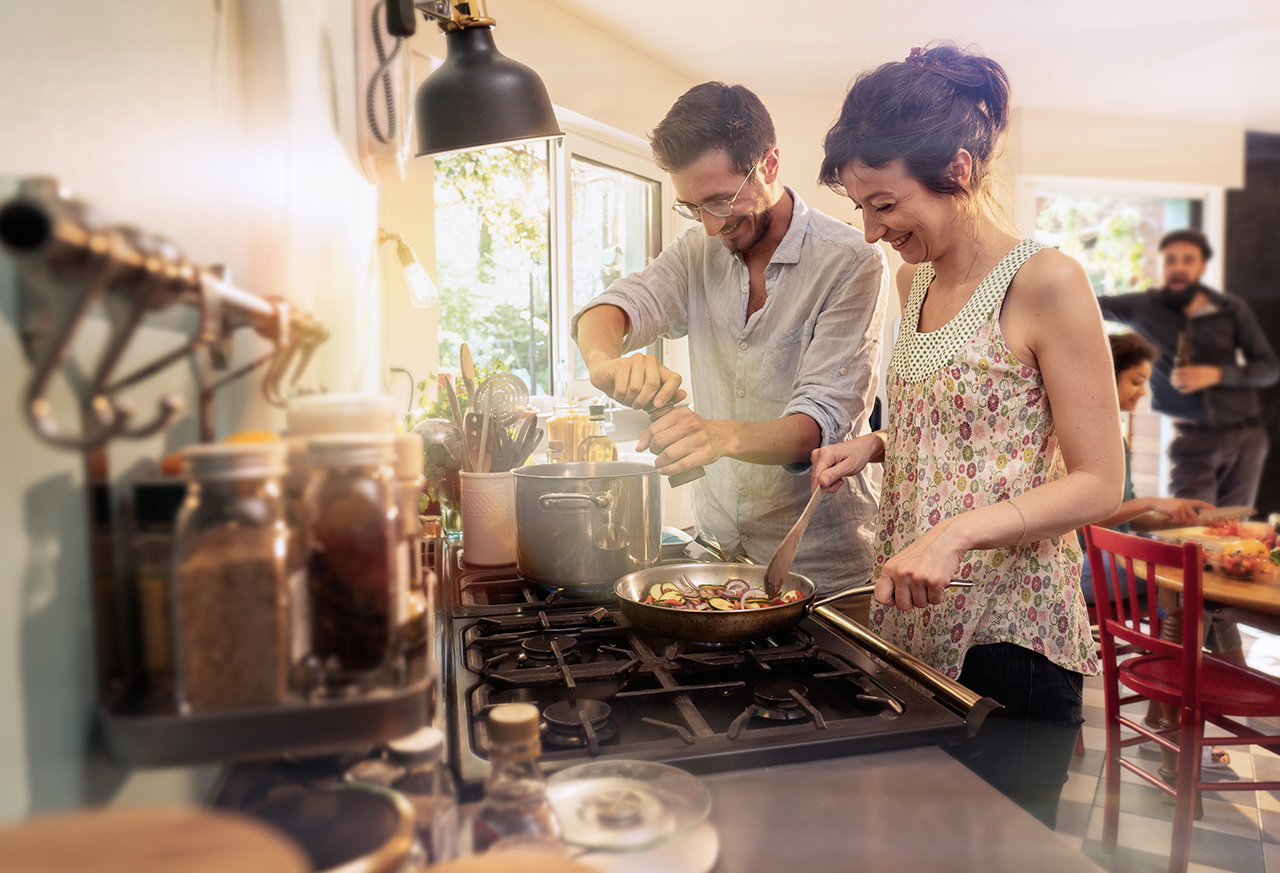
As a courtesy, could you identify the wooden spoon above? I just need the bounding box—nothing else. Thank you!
[764,485,826,598]
[459,342,478,407]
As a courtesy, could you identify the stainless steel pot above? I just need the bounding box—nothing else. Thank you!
[512,461,661,589]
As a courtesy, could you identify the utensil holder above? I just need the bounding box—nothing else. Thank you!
[460,471,517,566]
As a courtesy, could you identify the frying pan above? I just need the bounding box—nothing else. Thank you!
[615,563,875,644]
[615,563,972,644]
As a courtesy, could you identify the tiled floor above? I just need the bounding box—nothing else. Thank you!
[1055,624,1280,873]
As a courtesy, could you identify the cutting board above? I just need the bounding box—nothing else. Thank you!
[0,806,310,873]
[1150,526,1240,550]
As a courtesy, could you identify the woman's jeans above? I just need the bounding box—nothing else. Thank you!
[952,642,1085,829]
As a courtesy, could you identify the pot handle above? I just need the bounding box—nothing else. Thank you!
[810,579,973,610]
[538,492,612,511]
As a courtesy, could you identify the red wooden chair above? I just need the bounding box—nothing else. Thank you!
[1083,525,1280,873]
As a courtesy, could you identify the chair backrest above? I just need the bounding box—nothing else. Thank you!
[1083,526,1205,701]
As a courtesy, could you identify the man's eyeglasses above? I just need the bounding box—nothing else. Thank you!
[672,160,759,222]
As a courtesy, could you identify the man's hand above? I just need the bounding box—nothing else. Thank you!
[636,407,721,476]
[1170,365,1223,394]
[587,351,685,410]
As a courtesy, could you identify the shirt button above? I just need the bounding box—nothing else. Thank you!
[737,390,745,397]
[839,367,847,375]
[742,285,748,293]
[741,534,751,541]
[740,342,748,350]
[740,489,748,497]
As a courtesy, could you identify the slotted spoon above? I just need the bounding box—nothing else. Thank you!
[473,372,529,429]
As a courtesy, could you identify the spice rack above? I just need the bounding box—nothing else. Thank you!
[100,656,435,768]
[0,179,436,768]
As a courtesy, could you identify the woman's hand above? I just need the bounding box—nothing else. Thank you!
[875,521,969,610]
[811,433,883,493]
[1152,497,1214,526]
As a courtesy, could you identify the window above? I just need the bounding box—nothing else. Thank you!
[432,125,667,399]
[433,142,554,395]
[569,156,661,382]
[1014,176,1225,297]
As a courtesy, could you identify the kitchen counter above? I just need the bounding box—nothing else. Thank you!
[701,745,1102,873]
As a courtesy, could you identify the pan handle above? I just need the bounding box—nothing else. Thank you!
[811,579,973,610]
[538,492,612,511]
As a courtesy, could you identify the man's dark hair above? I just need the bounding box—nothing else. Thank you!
[1158,229,1212,261]
[1109,331,1156,377]
[649,82,776,175]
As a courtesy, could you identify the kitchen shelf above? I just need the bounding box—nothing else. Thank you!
[99,656,434,769]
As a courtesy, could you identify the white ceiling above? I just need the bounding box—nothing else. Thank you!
[539,0,1280,134]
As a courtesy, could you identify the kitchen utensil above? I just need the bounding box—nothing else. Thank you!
[647,401,705,488]
[510,413,537,466]
[614,563,971,644]
[478,388,493,473]
[412,418,466,470]
[464,411,483,472]
[459,343,477,406]
[474,372,529,429]
[441,372,464,425]
[1198,505,1256,523]
[764,485,826,598]
[545,760,712,851]
[513,462,661,589]
[516,427,544,467]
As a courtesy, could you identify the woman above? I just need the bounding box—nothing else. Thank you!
[1080,332,1212,606]
[813,42,1124,827]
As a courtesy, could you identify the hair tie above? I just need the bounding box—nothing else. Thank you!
[905,47,941,68]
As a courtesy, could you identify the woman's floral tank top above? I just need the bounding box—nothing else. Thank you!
[870,239,1098,679]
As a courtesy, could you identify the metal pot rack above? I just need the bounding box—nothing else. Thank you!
[0,177,431,767]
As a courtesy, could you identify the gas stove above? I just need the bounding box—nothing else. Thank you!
[438,546,982,795]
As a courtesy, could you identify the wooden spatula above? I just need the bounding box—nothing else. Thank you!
[764,485,826,598]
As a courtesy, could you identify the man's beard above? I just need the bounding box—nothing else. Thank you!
[722,204,774,255]
[1156,281,1203,309]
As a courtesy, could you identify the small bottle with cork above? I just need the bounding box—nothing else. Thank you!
[577,404,617,463]
[468,702,564,855]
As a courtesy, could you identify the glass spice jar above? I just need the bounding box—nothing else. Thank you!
[304,434,402,690]
[171,442,292,713]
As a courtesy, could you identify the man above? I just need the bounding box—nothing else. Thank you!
[571,82,889,592]
[1098,229,1277,519]
[1099,229,1278,767]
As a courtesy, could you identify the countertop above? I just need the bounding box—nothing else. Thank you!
[700,745,1103,873]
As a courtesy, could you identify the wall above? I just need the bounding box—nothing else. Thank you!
[0,0,380,820]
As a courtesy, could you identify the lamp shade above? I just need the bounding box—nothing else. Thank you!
[415,26,563,157]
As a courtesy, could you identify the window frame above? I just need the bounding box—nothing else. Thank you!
[550,112,697,399]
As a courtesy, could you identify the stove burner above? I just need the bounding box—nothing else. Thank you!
[517,634,579,667]
[752,680,811,721]
[541,699,619,754]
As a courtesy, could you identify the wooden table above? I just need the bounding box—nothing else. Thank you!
[1152,562,1280,615]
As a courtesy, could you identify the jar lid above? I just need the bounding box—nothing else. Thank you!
[386,726,444,764]
[180,442,288,480]
[487,702,541,747]
[286,393,397,438]
[307,433,396,467]
[393,433,425,480]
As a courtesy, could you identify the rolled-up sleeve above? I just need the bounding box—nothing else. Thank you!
[570,234,693,350]
[782,241,889,447]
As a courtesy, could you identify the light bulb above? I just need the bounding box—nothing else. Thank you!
[392,237,438,308]
[403,261,438,308]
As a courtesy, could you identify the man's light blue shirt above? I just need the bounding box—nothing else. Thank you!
[572,188,888,590]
